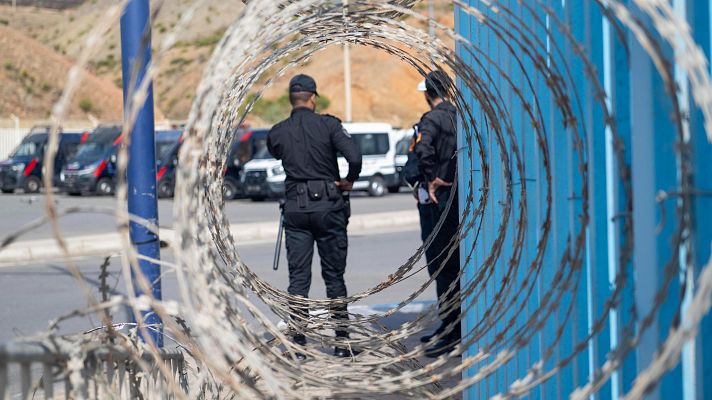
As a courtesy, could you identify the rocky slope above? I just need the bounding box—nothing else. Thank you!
[0,1,453,127]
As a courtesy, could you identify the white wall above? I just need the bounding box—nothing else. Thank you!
[0,128,31,160]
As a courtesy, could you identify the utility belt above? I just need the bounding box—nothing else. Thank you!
[291,180,342,209]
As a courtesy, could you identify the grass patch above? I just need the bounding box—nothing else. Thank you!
[176,28,226,48]
[170,57,192,66]
[92,55,118,71]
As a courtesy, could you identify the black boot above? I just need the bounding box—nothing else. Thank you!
[290,333,307,361]
[334,346,361,358]
[420,325,445,343]
[424,334,459,358]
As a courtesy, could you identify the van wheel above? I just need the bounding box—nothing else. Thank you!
[368,176,386,197]
[96,178,114,196]
[223,178,239,200]
[23,176,41,194]
[387,185,401,194]
[158,180,175,198]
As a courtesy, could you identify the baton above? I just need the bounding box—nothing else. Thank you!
[273,199,286,271]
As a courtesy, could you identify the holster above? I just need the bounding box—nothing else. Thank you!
[296,183,308,208]
[325,181,340,200]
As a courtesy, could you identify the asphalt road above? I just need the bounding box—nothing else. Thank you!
[0,229,434,343]
[0,189,416,241]
[0,191,460,398]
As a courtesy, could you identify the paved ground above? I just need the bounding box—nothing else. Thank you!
[0,189,466,398]
[0,189,416,240]
[0,229,434,343]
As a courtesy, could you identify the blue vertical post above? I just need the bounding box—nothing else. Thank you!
[584,1,612,399]
[603,0,637,394]
[629,8,682,399]
[120,0,163,347]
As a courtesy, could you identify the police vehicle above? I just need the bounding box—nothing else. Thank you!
[241,122,402,200]
[0,126,88,194]
[224,128,270,200]
[153,128,270,199]
[393,129,413,190]
[60,124,181,196]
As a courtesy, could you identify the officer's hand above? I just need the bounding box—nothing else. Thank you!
[336,180,354,191]
[412,182,420,201]
[428,177,452,204]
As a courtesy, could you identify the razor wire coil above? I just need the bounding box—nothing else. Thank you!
[1,0,712,399]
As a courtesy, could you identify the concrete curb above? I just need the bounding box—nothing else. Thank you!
[0,210,419,266]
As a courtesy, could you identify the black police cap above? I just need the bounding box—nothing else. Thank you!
[424,70,452,98]
[289,74,319,96]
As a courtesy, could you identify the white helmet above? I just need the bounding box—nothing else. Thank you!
[417,80,427,92]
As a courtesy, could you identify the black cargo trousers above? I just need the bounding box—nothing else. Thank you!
[427,186,461,340]
[284,200,350,338]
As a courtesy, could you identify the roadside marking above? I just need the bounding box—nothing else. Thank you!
[0,211,419,268]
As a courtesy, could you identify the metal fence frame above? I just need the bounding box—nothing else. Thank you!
[0,341,187,399]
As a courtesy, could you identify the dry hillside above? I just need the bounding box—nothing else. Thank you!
[0,25,123,119]
[0,1,454,126]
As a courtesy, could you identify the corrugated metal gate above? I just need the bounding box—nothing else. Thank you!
[456,1,712,399]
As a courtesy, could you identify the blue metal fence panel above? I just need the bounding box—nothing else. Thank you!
[584,2,612,399]
[686,1,712,398]
[456,1,710,399]
[628,6,683,399]
[602,1,638,394]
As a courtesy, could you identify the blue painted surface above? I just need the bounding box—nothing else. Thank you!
[604,1,638,394]
[687,1,712,398]
[585,2,613,399]
[455,1,710,399]
[120,0,163,347]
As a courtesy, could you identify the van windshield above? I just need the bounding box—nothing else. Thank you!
[234,130,269,164]
[72,126,120,164]
[395,137,410,155]
[351,133,390,156]
[156,139,179,161]
[11,135,45,158]
[12,141,41,158]
[252,146,274,160]
[73,142,111,163]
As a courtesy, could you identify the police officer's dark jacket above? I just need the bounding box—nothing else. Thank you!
[267,107,362,212]
[415,101,457,183]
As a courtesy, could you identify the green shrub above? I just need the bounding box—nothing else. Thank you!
[316,95,331,111]
[79,98,94,113]
[242,94,331,124]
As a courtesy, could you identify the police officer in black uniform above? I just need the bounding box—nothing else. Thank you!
[413,71,461,358]
[267,74,362,359]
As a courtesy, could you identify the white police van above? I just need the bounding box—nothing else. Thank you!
[241,122,402,200]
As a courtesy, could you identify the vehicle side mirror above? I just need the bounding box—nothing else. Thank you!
[110,154,117,164]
